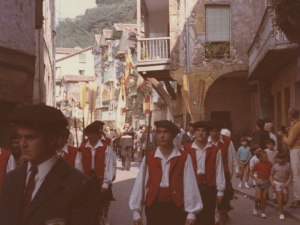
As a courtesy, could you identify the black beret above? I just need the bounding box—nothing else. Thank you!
[9,104,68,133]
[84,122,100,133]
[192,121,210,130]
[91,120,105,129]
[208,119,223,129]
[154,120,180,134]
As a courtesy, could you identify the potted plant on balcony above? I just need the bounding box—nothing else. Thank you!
[204,42,213,59]
[268,0,300,44]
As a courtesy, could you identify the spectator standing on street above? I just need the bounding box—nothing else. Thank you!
[278,107,300,208]
[264,123,278,150]
[250,119,270,150]
[181,121,195,150]
[270,152,293,220]
[264,138,277,165]
[137,126,146,161]
[120,121,134,171]
[250,150,273,218]
[129,120,202,225]
[237,137,252,188]
[173,122,185,149]
[249,145,261,187]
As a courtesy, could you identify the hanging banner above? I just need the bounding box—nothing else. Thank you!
[88,81,97,112]
[79,82,86,109]
[143,97,150,114]
[198,79,206,106]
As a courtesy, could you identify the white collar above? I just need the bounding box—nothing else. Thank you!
[191,141,212,151]
[57,144,68,155]
[187,132,195,137]
[85,140,103,149]
[208,135,223,145]
[154,147,181,162]
[28,154,59,180]
[100,135,106,141]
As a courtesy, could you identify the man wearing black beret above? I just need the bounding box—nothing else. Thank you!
[77,121,115,224]
[0,104,99,225]
[185,121,225,225]
[207,120,239,225]
[129,120,202,225]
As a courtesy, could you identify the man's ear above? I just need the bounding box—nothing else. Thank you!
[47,133,60,147]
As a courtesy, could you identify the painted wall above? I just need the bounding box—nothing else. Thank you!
[0,0,35,55]
[56,50,94,76]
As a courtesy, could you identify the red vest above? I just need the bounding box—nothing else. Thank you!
[62,146,78,167]
[80,143,107,187]
[0,149,12,193]
[101,136,111,145]
[186,144,219,186]
[145,149,187,207]
[216,135,231,173]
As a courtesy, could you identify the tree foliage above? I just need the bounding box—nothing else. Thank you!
[56,0,136,48]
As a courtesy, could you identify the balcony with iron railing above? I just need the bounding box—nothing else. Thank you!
[248,6,299,80]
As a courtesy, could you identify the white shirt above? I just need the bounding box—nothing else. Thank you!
[75,140,114,189]
[269,132,278,150]
[129,147,202,221]
[208,135,239,178]
[26,154,59,200]
[264,148,278,165]
[0,148,16,173]
[250,155,259,170]
[191,141,225,196]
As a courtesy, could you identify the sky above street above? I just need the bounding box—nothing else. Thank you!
[55,0,96,20]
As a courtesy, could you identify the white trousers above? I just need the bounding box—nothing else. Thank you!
[290,148,300,201]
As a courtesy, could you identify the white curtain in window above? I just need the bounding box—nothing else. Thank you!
[206,6,230,42]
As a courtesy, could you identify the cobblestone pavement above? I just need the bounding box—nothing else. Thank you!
[107,157,299,225]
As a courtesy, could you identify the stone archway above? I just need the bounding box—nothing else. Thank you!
[204,71,252,148]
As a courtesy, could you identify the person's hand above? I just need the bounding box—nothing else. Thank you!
[185,219,195,225]
[216,196,223,205]
[134,218,143,225]
[247,137,252,141]
[284,182,289,188]
[236,173,240,178]
[112,175,116,182]
[256,179,260,185]
[278,131,283,137]
[271,182,275,188]
[101,187,107,194]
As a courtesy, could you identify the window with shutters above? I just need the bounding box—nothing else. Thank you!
[79,53,86,63]
[205,5,230,59]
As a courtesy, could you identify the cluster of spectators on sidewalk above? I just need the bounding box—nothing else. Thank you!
[235,107,300,220]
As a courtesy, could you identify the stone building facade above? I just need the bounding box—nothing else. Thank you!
[0,0,55,147]
[136,0,266,146]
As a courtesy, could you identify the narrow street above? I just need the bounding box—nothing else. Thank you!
[109,157,299,225]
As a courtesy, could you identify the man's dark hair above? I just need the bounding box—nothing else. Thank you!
[288,107,300,119]
[250,145,260,154]
[256,150,267,159]
[265,138,275,145]
[256,119,265,129]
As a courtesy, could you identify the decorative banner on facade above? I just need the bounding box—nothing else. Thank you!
[198,79,206,106]
[79,82,86,109]
[143,97,150,114]
[88,81,97,112]
[124,48,134,86]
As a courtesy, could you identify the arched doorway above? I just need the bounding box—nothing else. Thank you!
[204,72,253,148]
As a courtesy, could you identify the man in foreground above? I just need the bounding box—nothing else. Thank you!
[0,104,99,225]
[129,120,202,225]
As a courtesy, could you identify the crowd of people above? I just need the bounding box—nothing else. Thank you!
[0,104,299,225]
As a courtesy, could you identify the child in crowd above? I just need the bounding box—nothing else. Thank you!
[270,152,293,220]
[264,138,278,203]
[250,145,261,187]
[250,150,273,218]
[237,137,252,188]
